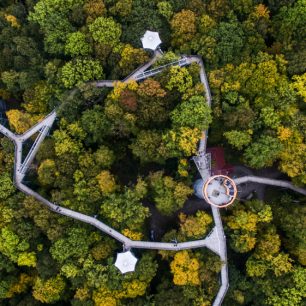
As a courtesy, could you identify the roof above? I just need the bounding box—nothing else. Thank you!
[207,147,233,176]
[115,251,138,274]
[141,30,162,50]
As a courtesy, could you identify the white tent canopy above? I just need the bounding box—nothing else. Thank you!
[115,251,138,274]
[141,30,162,50]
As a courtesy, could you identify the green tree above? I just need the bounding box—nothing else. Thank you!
[94,146,115,169]
[0,173,15,200]
[212,21,245,65]
[60,59,104,88]
[53,129,83,156]
[148,171,193,216]
[165,66,193,94]
[81,105,111,144]
[0,227,36,267]
[38,159,57,186]
[170,9,196,52]
[50,228,93,264]
[32,275,66,304]
[130,130,164,164]
[28,0,80,54]
[179,211,213,239]
[65,31,92,56]
[100,182,149,230]
[89,16,122,47]
[157,1,173,20]
[22,81,53,114]
[273,197,306,265]
[224,130,252,150]
[243,135,282,168]
[171,95,212,130]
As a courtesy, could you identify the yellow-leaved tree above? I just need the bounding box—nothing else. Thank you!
[6,110,42,134]
[179,211,212,239]
[170,250,201,286]
[96,170,117,194]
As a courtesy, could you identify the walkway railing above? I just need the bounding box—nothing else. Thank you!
[134,57,189,81]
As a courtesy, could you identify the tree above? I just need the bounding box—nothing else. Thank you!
[148,171,193,216]
[94,146,115,169]
[137,79,166,98]
[96,170,116,194]
[32,275,65,304]
[6,109,42,134]
[118,44,149,76]
[38,159,57,186]
[100,182,149,230]
[28,0,79,55]
[224,130,252,150]
[83,0,106,23]
[211,21,245,65]
[162,127,202,158]
[0,227,36,267]
[22,81,53,114]
[273,198,306,265]
[0,173,15,200]
[243,135,282,168]
[50,227,93,264]
[65,32,92,56]
[136,88,170,127]
[109,0,133,17]
[165,66,193,94]
[291,73,306,102]
[89,17,122,47]
[260,106,280,129]
[266,266,306,306]
[60,59,104,88]
[225,200,274,254]
[81,105,111,144]
[53,129,83,156]
[170,9,196,51]
[170,250,200,286]
[272,0,306,50]
[179,211,212,239]
[278,129,306,185]
[171,95,212,130]
[129,130,164,164]
[4,14,20,28]
[157,1,173,20]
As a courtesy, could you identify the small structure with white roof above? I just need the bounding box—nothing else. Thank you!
[115,250,138,274]
[141,30,162,50]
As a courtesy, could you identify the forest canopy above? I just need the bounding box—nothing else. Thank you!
[0,0,305,305]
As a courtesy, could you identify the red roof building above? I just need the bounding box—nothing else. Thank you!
[207,147,233,177]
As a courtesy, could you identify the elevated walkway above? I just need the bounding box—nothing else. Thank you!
[234,176,306,196]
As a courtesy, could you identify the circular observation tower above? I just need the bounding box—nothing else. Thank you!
[194,175,237,208]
